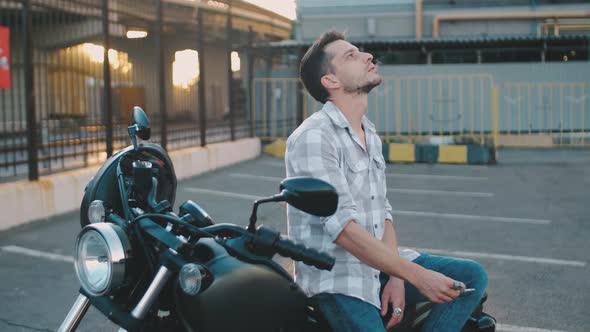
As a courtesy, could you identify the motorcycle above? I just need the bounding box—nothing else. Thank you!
[58,107,496,332]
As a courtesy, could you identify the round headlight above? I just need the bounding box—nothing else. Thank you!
[74,223,131,297]
[88,200,106,224]
[178,263,206,296]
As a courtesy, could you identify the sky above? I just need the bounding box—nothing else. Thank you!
[243,0,297,20]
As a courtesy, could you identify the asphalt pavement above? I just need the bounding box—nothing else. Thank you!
[0,151,589,331]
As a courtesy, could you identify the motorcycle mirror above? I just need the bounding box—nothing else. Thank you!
[132,106,151,140]
[279,177,338,217]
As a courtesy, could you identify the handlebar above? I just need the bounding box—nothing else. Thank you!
[131,215,335,271]
[245,225,335,271]
[274,236,335,271]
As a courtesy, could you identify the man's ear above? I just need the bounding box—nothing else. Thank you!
[320,74,340,90]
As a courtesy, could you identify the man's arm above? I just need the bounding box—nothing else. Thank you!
[381,218,398,251]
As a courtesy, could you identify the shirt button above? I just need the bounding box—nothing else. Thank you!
[374,224,378,229]
[374,274,379,279]
[371,195,375,200]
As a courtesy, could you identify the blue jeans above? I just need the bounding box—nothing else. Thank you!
[312,254,488,332]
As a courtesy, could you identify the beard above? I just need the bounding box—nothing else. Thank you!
[342,73,382,95]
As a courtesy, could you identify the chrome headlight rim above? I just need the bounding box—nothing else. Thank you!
[74,222,131,297]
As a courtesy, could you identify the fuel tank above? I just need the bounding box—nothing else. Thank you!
[175,239,308,332]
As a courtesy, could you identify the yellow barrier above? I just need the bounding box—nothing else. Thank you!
[438,145,468,164]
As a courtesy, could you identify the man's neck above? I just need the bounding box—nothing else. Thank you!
[331,93,368,133]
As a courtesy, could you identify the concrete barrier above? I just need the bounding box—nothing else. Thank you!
[0,138,261,231]
[385,143,496,165]
[264,138,495,165]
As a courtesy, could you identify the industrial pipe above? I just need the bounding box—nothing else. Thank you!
[415,0,423,39]
[433,10,590,38]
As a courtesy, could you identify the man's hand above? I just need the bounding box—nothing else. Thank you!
[414,269,461,303]
[381,277,405,329]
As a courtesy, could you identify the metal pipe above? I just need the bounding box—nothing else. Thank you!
[57,294,91,332]
[24,0,39,180]
[226,2,235,141]
[247,26,255,138]
[155,0,167,149]
[130,266,173,319]
[296,47,305,126]
[433,10,590,38]
[102,0,113,157]
[415,0,423,39]
[537,21,590,37]
[198,9,207,147]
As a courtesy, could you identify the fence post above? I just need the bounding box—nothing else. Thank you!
[102,0,113,157]
[155,0,167,149]
[247,26,254,138]
[492,87,499,150]
[226,3,235,141]
[23,0,39,180]
[197,10,207,147]
[296,47,305,126]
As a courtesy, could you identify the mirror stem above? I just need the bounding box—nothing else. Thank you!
[247,193,285,233]
[128,124,139,150]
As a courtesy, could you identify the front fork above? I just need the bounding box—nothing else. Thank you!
[57,266,173,332]
[57,294,91,332]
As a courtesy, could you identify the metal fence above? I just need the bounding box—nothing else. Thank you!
[253,74,497,146]
[498,81,589,146]
[0,0,261,181]
[252,73,590,148]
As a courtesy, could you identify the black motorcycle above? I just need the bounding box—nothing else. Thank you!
[58,107,496,332]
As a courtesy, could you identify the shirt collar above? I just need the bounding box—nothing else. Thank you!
[322,101,377,133]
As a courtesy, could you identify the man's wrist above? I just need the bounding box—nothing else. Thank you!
[399,260,424,286]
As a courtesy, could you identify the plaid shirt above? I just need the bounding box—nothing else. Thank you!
[285,101,419,308]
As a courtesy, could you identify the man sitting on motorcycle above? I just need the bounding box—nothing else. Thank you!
[285,30,488,332]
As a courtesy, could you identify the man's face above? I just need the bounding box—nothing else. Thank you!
[324,40,382,95]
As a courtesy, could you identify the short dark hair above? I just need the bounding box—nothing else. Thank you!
[299,31,345,103]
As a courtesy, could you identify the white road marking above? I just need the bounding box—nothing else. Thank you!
[388,188,494,198]
[1,245,74,263]
[496,324,568,332]
[238,169,488,182]
[187,186,548,225]
[260,160,285,167]
[185,187,264,201]
[231,173,283,181]
[231,174,494,199]
[405,247,586,267]
[393,210,550,225]
[387,173,488,181]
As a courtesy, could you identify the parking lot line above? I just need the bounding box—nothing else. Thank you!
[393,210,550,225]
[388,188,494,198]
[386,173,488,181]
[496,324,568,332]
[185,187,550,225]
[185,187,264,200]
[231,173,494,198]
[260,160,286,167]
[405,247,586,267]
[1,245,74,263]
[259,161,490,181]
[230,173,282,181]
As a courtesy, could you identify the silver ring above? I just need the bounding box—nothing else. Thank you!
[393,307,403,317]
